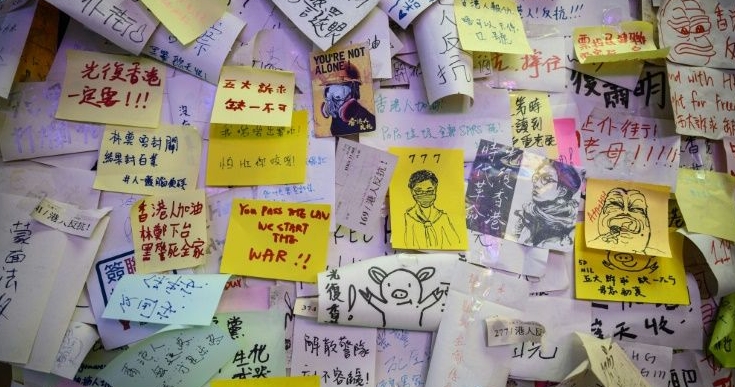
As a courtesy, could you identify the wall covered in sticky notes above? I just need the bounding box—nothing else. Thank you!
[2,1,735,387]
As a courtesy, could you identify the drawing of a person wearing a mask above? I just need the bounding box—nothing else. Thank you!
[404,170,461,249]
[320,61,375,136]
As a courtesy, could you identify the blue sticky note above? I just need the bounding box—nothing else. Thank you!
[102,273,230,326]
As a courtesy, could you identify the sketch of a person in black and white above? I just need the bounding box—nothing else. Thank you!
[592,187,662,255]
[512,160,582,250]
[404,170,461,249]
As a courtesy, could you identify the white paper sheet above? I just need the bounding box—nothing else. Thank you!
[0,81,104,161]
[375,329,432,387]
[466,231,550,277]
[272,0,380,51]
[590,274,703,350]
[334,138,397,234]
[361,87,512,161]
[45,0,158,55]
[50,322,100,379]
[425,261,529,387]
[517,0,631,35]
[291,316,378,387]
[0,193,67,364]
[335,7,393,79]
[618,341,673,387]
[0,0,37,98]
[679,228,735,299]
[413,3,473,104]
[318,253,458,330]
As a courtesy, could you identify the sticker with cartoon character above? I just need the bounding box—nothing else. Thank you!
[316,253,459,331]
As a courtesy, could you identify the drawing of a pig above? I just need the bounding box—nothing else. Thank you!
[358,266,443,328]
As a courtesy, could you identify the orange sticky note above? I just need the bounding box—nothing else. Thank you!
[220,199,331,283]
[56,50,165,128]
[211,66,295,127]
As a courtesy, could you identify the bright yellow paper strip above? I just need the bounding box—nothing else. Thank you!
[207,110,308,186]
[141,0,226,45]
[454,0,531,54]
[388,147,468,250]
[575,224,689,304]
[509,90,558,159]
[211,376,320,387]
[676,169,735,242]
[220,199,331,283]
[131,190,208,273]
[56,50,165,128]
[211,66,295,127]
[573,21,669,64]
[584,178,671,257]
[93,124,202,195]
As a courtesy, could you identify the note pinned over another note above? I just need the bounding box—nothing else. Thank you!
[96,325,238,387]
[102,273,230,325]
[455,0,532,54]
[575,225,689,305]
[31,197,111,238]
[211,66,295,127]
[676,169,735,242]
[221,199,331,283]
[709,293,735,367]
[585,178,671,257]
[141,0,226,45]
[93,124,202,195]
[56,50,165,128]
[207,111,308,186]
[573,21,669,64]
[130,190,207,273]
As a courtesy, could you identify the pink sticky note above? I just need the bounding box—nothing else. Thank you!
[554,118,581,166]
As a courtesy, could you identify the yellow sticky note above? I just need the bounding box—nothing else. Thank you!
[221,200,331,283]
[454,0,532,54]
[573,21,670,64]
[56,50,165,128]
[211,66,295,127]
[131,190,208,273]
[388,147,468,250]
[676,169,735,242]
[585,178,671,257]
[207,111,308,186]
[509,90,557,159]
[141,0,226,45]
[211,376,320,387]
[93,124,202,195]
[575,224,689,304]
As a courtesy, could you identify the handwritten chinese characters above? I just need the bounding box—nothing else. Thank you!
[56,50,165,128]
[93,124,202,195]
[221,199,331,283]
[573,21,669,64]
[45,0,158,54]
[509,90,556,158]
[667,62,735,140]
[575,225,689,304]
[272,0,380,51]
[131,190,207,273]
[212,66,295,127]
[455,0,532,54]
[207,111,308,186]
[31,197,111,238]
[140,0,226,45]
[102,274,229,325]
[96,324,238,387]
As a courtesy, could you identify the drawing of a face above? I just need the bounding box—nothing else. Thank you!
[368,267,435,306]
[323,84,353,118]
[661,0,715,63]
[603,251,657,273]
[412,180,437,208]
[532,163,564,203]
[598,188,651,253]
